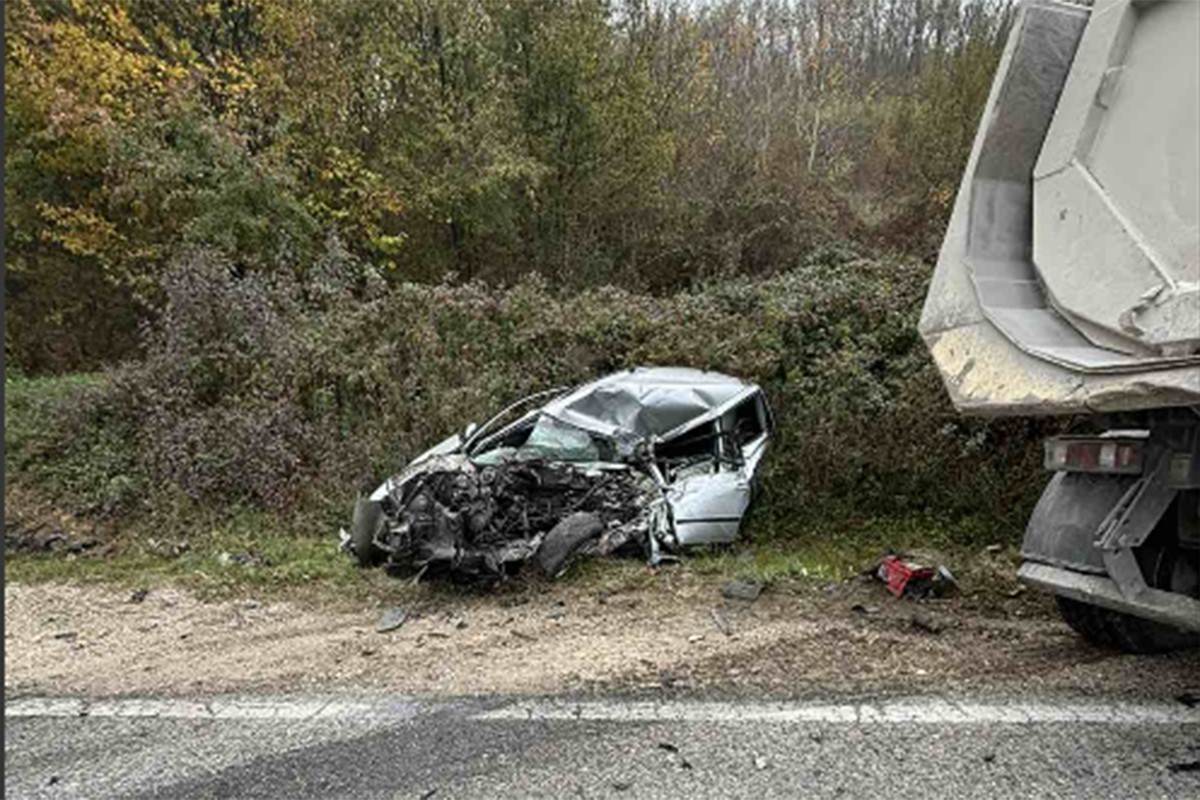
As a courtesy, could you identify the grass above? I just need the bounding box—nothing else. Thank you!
[3,504,376,601]
[4,500,1008,602]
[4,372,106,476]
[689,514,1006,584]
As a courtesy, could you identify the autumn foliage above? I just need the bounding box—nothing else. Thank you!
[5,0,1013,372]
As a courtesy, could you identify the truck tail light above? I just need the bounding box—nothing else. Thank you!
[1044,437,1144,474]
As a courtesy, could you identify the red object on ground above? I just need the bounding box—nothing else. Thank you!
[876,555,935,598]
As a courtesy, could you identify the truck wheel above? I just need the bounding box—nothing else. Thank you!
[1054,596,1110,644]
[1055,596,1200,654]
[351,498,386,568]
[536,513,604,578]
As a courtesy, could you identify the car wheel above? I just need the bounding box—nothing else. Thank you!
[351,497,386,568]
[1055,596,1199,654]
[536,512,605,578]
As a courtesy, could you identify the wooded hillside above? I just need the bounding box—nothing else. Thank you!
[6,0,1012,372]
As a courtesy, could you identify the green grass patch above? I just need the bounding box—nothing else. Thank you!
[4,508,1013,601]
[5,371,143,514]
[4,372,106,468]
[689,513,1007,585]
[2,502,409,604]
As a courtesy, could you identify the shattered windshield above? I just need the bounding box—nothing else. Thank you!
[520,415,602,461]
[473,415,613,465]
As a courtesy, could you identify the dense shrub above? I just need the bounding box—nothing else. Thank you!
[12,242,1052,542]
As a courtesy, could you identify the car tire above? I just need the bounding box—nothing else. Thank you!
[536,512,605,578]
[1055,596,1200,654]
[351,497,386,568]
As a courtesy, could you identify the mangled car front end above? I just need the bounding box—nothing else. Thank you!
[343,368,772,581]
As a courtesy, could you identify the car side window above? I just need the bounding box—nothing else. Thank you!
[726,397,765,448]
[656,423,719,462]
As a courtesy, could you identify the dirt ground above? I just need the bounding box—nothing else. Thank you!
[6,569,1199,700]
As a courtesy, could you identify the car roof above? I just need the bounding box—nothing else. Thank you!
[541,367,758,441]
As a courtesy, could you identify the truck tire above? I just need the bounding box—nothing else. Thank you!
[536,512,604,578]
[351,497,386,568]
[1054,596,1110,645]
[1055,597,1200,654]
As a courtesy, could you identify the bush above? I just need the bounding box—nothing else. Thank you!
[9,241,1053,543]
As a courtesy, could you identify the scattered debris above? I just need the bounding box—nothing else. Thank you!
[217,550,269,568]
[851,603,880,615]
[657,741,693,770]
[4,521,97,555]
[51,631,78,641]
[721,580,762,601]
[376,607,408,633]
[510,630,537,642]
[547,608,567,620]
[1168,761,1200,773]
[611,780,633,792]
[64,537,99,554]
[345,368,773,584]
[754,755,769,770]
[982,753,996,764]
[687,633,706,644]
[419,789,439,800]
[142,537,186,558]
[872,555,958,599]
[710,608,731,635]
[1176,693,1200,709]
[911,611,942,634]
[984,544,1003,554]
[453,618,468,630]
[129,588,150,604]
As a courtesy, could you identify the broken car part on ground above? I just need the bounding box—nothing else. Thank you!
[871,554,959,600]
[341,368,773,581]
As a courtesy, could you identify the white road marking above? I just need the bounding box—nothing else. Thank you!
[6,695,1199,725]
[476,698,1200,724]
[4,696,423,722]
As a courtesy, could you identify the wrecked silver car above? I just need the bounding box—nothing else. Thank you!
[344,367,773,580]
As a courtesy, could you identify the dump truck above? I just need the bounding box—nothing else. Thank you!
[919,0,1199,651]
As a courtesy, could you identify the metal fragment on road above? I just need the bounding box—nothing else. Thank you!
[721,581,762,601]
[376,608,408,633]
[911,611,942,634]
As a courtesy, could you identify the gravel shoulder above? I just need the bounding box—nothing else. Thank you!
[6,570,1199,700]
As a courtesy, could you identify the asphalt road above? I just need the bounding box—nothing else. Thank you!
[6,693,1200,799]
